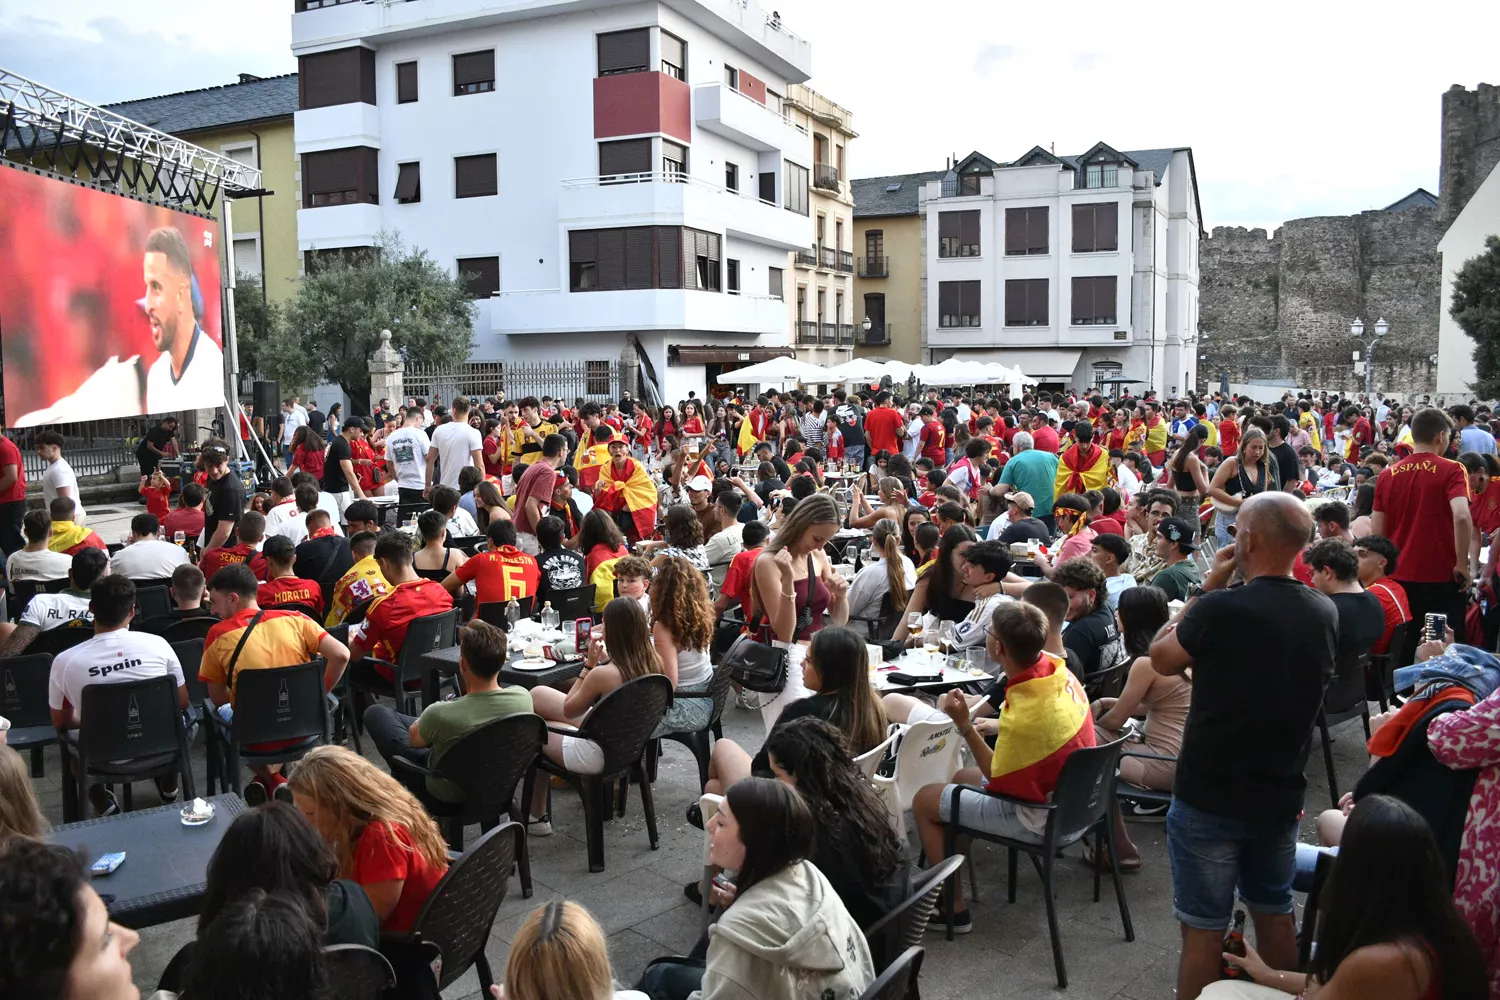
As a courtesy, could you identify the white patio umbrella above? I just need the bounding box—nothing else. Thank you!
[714,356,828,384]
[824,357,895,382]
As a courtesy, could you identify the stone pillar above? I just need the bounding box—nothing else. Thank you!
[369,329,405,412]
[620,335,641,402]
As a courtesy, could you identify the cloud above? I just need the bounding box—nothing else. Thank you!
[973,44,1017,75]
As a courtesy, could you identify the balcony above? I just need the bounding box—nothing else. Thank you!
[838,250,854,274]
[860,322,891,347]
[813,163,841,193]
[795,248,818,268]
[797,320,820,345]
[836,323,854,345]
[558,172,808,251]
[294,103,381,154]
[818,245,837,270]
[858,256,889,278]
[296,202,382,251]
[495,287,788,337]
[693,82,809,155]
[784,84,856,136]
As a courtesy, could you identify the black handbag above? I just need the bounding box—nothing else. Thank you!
[722,554,814,694]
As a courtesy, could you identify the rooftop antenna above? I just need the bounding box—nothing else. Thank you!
[1050,142,1055,154]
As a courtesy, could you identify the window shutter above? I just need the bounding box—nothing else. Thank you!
[662,140,686,174]
[597,29,649,75]
[960,211,980,254]
[304,148,359,198]
[961,281,980,324]
[1028,207,1049,254]
[455,153,497,198]
[1028,279,1048,325]
[939,282,957,325]
[456,256,500,299]
[394,162,420,202]
[1005,280,1024,324]
[453,50,495,88]
[1005,209,1025,255]
[939,212,960,242]
[704,230,721,262]
[597,229,626,291]
[657,226,681,288]
[1096,202,1118,251]
[299,48,367,110]
[769,267,783,299]
[570,230,598,263]
[396,62,418,103]
[233,239,260,279]
[1072,204,1093,253]
[624,227,654,289]
[1098,276,1117,321]
[660,32,685,72]
[599,139,650,178]
[759,170,776,203]
[1072,277,1095,322]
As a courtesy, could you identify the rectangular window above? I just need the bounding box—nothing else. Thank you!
[1084,163,1119,189]
[660,31,686,79]
[569,226,703,292]
[835,219,843,253]
[959,173,981,196]
[796,285,806,322]
[1004,278,1048,326]
[768,266,783,300]
[452,50,495,95]
[599,138,651,182]
[759,169,776,204]
[661,140,686,180]
[865,229,884,258]
[938,210,981,258]
[454,153,498,198]
[586,360,612,395]
[394,161,421,203]
[725,161,738,192]
[813,134,827,166]
[597,28,649,76]
[298,47,376,110]
[727,258,740,294]
[233,237,261,280]
[725,65,739,89]
[686,228,722,292]
[938,280,981,328]
[835,290,844,325]
[302,146,378,207]
[456,256,500,299]
[1072,202,1119,253]
[1005,206,1049,255]
[783,161,809,215]
[395,61,418,104]
[1071,275,1118,325]
[816,214,826,244]
[836,144,844,178]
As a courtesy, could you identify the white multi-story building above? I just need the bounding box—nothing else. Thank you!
[917,144,1202,396]
[291,0,813,402]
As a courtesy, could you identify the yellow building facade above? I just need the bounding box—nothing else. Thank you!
[851,170,943,363]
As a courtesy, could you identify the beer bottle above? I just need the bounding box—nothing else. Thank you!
[1222,909,1248,979]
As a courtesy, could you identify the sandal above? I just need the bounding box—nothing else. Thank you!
[1081,841,1141,873]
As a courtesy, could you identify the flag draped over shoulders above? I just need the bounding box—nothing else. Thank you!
[594,458,657,540]
[1055,442,1109,495]
[989,655,1095,801]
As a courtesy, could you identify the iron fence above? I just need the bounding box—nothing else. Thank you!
[12,413,187,480]
[405,360,624,407]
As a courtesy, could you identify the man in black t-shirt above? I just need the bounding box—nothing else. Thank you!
[1052,556,1121,683]
[135,417,179,478]
[201,447,245,550]
[1150,492,1336,1000]
[995,493,1051,546]
[1267,416,1302,493]
[321,418,368,517]
[1306,537,1386,655]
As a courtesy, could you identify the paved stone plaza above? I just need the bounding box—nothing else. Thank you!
[40,506,1365,1000]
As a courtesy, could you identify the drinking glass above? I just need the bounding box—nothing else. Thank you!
[937,621,957,669]
[173,531,186,546]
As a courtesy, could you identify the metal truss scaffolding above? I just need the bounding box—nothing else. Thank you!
[0,68,263,210]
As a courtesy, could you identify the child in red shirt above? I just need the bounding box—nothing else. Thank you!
[139,470,172,520]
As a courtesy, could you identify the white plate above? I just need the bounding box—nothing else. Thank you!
[512,658,555,671]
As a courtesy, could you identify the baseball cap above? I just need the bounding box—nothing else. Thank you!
[687,475,713,492]
[342,416,368,431]
[1157,517,1198,551]
[1008,491,1035,512]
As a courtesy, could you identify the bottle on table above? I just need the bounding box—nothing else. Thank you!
[540,601,559,631]
[505,598,521,631]
[1221,909,1247,979]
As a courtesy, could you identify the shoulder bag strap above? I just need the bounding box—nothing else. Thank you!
[224,610,267,692]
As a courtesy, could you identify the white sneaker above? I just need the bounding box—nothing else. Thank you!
[527,814,553,837]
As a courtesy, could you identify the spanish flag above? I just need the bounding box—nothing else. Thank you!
[49,521,106,555]
[988,654,1095,801]
[594,457,658,542]
[573,440,613,491]
[736,412,758,458]
[1143,416,1168,462]
[1055,442,1110,495]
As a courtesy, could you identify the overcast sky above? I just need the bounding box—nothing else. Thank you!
[4,0,1497,231]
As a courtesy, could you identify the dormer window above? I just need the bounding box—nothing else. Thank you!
[1084,163,1118,188]
[959,173,981,196]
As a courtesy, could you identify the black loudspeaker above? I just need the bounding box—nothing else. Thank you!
[252,380,280,437]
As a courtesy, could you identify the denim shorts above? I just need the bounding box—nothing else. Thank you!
[1166,799,1299,931]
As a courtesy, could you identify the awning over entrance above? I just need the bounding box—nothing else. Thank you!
[671,346,796,366]
[949,349,1083,379]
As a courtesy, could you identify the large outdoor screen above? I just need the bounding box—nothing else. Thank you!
[0,166,225,427]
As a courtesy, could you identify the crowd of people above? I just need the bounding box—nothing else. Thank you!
[2,380,1500,1000]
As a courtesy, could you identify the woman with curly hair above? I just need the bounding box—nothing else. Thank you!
[287,745,449,933]
[288,424,326,481]
[650,504,708,571]
[650,556,717,738]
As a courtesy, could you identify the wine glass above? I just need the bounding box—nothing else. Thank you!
[937,621,957,670]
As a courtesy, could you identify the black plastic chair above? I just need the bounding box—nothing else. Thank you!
[864,856,962,976]
[446,535,487,555]
[415,568,451,583]
[477,597,533,629]
[8,578,68,621]
[858,946,924,1000]
[655,659,735,790]
[0,653,55,777]
[390,712,546,897]
[522,674,673,873]
[135,586,173,620]
[1370,620,1411,712]
[1317,649,1373,805]
[381,821,519,994]
[942,738,1134,988]
[58,674,196,821]
[849,592,904,642]
[324,944,396,1000]
[343,609,459,751]
[548,585,596,625]
[204,661,329,795]
[130,576,176,596]
[29,625,94,657]
[1297,849,1338,971]
[1083,655,1129,701]
[1113,747,1177,814]
[155,615,221,644]
[169,638,210,731]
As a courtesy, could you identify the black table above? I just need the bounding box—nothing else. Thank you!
[50,793,247,929]
[419,646,585,699]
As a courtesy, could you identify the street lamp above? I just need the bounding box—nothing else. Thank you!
[1351,317,1389,400]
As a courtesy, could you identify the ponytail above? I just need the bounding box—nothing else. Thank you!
[873,518,909,612]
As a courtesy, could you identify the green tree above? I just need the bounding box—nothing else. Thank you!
[1454,234,1500,398]
[277,234,477,408]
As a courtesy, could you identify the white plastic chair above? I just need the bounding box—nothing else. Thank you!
[698,792,724,931]
[853,730,900,779]
[872,718,964,843]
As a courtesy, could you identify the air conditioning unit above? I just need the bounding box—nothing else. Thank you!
[1113,330,1128,341]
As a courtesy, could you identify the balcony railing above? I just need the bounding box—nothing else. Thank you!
[795,247,818,268]
[818,245,837,270]
[813,163,841,192]
[836,323,854,345]
[838,250,853,274]
[858,255,889,278]
[860,323,891,347]
[797,320,821,345]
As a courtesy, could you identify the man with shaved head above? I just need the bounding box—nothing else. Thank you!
[1150,491,1338,1000]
